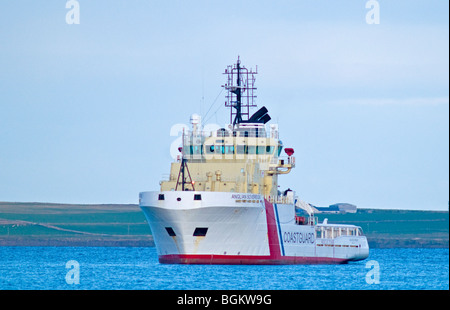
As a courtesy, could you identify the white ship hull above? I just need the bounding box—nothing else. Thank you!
[139,191,369,265]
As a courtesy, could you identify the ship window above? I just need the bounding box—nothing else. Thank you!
[158,194,165,200]
[247,146,256,154]
[237,145,246,154]
[266,146,274,154]
[224,145,234,154]
[194,194,202,200]
[193,227,208,237]
[189,145,202,155]
[165,227,176,237]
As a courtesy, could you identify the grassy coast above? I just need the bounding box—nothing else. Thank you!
[316,208,449,248]
[0,202,153,247]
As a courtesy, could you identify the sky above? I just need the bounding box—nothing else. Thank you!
[0,0,448,210]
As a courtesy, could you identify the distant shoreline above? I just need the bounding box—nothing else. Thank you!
[1,201,448,249]
[0,237,154,247]
[368,237,448,248]
[0,237,447,248]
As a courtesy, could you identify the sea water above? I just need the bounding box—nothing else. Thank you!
[0,247,448,290]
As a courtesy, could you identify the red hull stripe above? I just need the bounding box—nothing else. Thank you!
[264,198,282,259]
[158,254,347,265]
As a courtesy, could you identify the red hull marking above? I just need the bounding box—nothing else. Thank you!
[264,198,282,259]
[158,254,348,265]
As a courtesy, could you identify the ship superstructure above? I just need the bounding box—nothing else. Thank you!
[139,58,369,264]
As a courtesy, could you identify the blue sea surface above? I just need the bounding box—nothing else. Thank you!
[0,247,448,290]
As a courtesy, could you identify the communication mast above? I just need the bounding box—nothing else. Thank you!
[223,57,258,127]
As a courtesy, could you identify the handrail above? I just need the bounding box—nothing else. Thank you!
[267,195,295,205]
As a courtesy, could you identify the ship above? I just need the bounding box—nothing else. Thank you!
[139,58,369,264]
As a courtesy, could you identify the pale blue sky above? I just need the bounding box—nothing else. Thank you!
[0,1,448,210]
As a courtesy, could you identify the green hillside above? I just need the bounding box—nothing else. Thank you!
[315,209,449,248]
[0,201,153,246]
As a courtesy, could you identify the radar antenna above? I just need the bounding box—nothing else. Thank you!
[223,57,258,127]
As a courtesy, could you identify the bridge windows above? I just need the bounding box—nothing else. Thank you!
[187,145,203,155]
[187,138,277,159]
[206,144,235,155]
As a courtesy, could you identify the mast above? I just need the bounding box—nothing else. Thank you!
[223,57,258,127]
[175,156,195,191]
[234,59,242,126]
[175,140,195,191]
